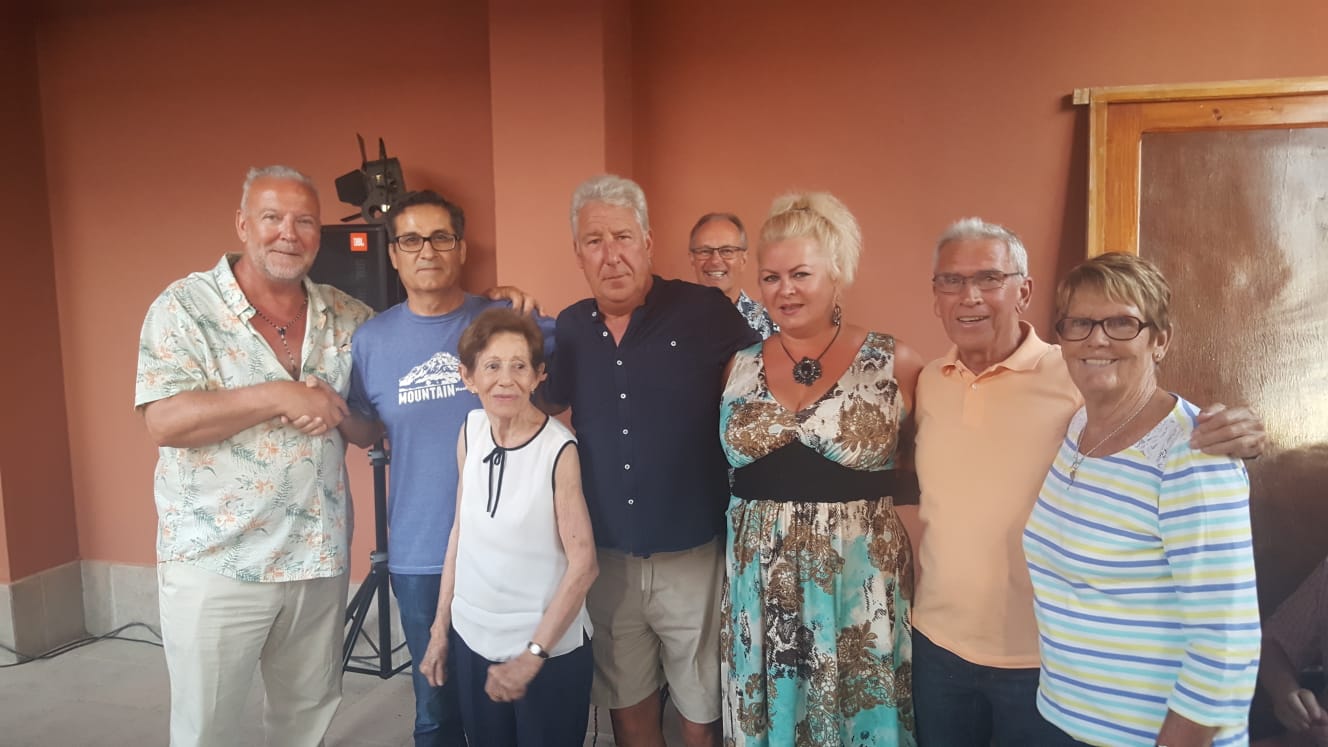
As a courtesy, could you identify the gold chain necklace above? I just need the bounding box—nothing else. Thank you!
[252,297,308,375]
[1067,392,1152,484]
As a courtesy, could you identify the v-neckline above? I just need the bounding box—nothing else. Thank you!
[757,333,873,416]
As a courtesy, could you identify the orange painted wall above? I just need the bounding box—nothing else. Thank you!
[35,0,497,573]
[631,0,1328,361]
[21,0,1328,575]
[0,13,79,583]
[488,0,630,311]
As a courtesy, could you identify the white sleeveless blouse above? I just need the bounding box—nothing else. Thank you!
[450,409,592,661]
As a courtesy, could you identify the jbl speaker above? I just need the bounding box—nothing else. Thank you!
[310,224,404,312]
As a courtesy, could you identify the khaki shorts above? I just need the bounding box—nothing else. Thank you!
[586,538,723,724]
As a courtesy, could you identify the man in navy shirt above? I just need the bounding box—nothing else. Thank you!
[340,190,550,747]
[544,175,759,747]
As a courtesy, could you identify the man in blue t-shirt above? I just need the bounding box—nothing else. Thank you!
[341,190,552,747]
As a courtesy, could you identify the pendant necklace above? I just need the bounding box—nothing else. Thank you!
[1067,393,1152,484]
[779,323,842,386]
[252,295,308,376]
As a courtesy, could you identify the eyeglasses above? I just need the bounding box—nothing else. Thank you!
[931,271,1023,294]
[394,232,459,253]
[1055,316,1155,341]
[689,245,745,260]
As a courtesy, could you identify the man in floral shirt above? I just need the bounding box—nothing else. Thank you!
[135,165,372,746]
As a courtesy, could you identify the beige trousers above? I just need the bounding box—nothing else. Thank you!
[157,562,348,747]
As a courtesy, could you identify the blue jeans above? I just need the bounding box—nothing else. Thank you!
[912,630,1083,747]
[391,573,467,747]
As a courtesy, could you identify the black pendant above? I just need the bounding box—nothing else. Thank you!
[791,357,823,386]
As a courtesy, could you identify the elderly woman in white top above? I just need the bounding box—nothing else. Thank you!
[418,307,597,747]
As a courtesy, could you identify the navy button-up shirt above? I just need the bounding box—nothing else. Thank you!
[546,276,761,554]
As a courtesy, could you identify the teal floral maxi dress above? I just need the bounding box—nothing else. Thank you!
[719,332,916,747]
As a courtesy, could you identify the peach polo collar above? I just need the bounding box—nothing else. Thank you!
[939,321,1055,378]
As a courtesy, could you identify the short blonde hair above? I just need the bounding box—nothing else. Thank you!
[1055,252,1173,338]
[759,191,861,287]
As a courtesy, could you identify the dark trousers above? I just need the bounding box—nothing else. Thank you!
[912,630,1084,747]
[450,629,592,747]
[390,573,467,747]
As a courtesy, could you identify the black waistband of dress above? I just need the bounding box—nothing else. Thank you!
[732,441,919,505]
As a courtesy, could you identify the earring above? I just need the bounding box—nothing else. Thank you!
[831,304,843,326]
[1153,352,1164,363]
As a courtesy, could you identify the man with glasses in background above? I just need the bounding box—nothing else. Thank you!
[687,212,776,338]
[339,190,548,747]
[909,217,1267,746]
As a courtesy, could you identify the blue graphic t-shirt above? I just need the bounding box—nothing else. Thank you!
[347,295,554,574]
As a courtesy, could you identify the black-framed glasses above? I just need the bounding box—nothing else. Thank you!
[1055,316,1154,341]
[689,245,745,260]
[394,232,459,253]
[931,271,1023,294]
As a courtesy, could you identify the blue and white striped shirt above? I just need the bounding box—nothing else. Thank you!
[1023,396,1259,747]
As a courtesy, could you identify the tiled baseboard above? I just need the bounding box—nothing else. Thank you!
[81,561,157,637]
[2,561,407,667]
[0,560,86,664]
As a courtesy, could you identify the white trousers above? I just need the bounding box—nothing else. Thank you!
[158,562,348,747]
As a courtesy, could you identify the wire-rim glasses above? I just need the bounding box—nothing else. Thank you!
[689,245,745,260]
[931,271,1023,294]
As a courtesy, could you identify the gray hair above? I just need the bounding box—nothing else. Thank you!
[689,212,748,249]
[761,191,862,288]
[934,217,1028,275]
[569,174,649,237]
[240,165,318,212]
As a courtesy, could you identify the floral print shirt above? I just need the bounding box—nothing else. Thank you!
[135,255,372,582]
[735,290,777,340]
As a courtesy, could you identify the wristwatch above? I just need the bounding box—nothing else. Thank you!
[526,641,550,659]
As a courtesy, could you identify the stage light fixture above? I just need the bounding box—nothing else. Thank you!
[334,134,406,223]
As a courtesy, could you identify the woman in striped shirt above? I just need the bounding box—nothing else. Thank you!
[1023,252,1260,747]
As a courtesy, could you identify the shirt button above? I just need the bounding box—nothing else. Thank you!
[602,330,608,337]
[591,310,598,317]
[670,340,677,347]
[627,498,635,505]
[616,360,623,366]
[622,428,629,435]
[624,464,631,470]
[620,393,627,399]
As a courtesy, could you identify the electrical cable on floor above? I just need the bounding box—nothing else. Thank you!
[0,622,163,668]
[0,618,409,672]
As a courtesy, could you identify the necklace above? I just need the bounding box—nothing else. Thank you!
[252,296,308,375]
[779,324,842,386]
[1068,392,1152,484]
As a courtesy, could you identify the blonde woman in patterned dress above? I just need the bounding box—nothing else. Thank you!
[719,192,925,746]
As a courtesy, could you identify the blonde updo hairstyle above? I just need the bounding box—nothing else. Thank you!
[759,191,862,288]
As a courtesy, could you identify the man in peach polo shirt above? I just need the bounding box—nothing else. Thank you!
[910,217,1266,746]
